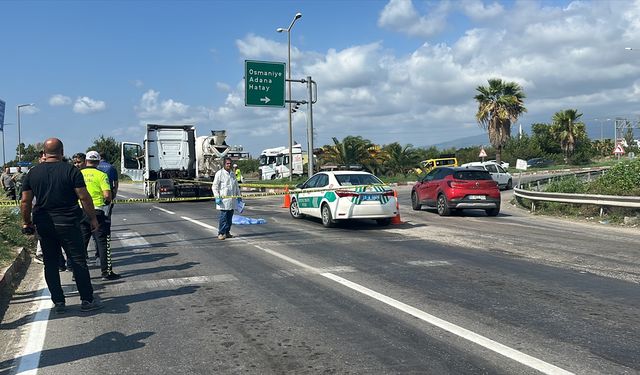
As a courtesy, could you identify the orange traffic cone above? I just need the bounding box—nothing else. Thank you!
[281,186,291,208]
[391,189,403,225]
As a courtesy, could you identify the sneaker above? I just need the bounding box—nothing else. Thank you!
[102,272,121,281]
[80,299,103,312]
[225,233,233,238]
[217,234,226,240]
[33,255,44,264]
[53,302,66,314]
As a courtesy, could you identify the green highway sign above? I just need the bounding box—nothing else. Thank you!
[245,60,285,107]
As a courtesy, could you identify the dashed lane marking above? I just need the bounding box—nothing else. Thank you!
[153,206,175,215]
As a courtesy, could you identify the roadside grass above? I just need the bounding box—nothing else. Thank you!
[515,159,640,224]
[0,206,34,270]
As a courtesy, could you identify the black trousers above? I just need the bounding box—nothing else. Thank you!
[35,217,94,304]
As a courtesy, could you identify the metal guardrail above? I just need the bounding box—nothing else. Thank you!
[513,167,640,211]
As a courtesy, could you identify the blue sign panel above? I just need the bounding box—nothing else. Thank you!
[0,99,5,131]
[17,161,32,167]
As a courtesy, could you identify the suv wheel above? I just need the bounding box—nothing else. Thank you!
[436,194,451,216]
[411,191,422,210]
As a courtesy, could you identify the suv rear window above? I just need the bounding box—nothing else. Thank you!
[453,170,492,180]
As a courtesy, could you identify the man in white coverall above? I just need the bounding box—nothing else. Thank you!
[212,157,241,240]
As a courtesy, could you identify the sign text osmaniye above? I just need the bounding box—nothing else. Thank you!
[245,60,285,107]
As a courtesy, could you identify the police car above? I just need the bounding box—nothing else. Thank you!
[289,171,397,228]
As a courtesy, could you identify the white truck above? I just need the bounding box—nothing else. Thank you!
[121,124,230,198]
[258,144,303,180]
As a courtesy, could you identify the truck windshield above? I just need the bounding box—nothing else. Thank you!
[259,155,277,166]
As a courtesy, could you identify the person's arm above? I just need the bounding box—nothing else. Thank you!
[112,179,119,197]
[103,189,112,205]
[76,187,99,232]
[20,190,34,229]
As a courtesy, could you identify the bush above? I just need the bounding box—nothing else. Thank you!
[587,159,640,196]
[0,207,34,268]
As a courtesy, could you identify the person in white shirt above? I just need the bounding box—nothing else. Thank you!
[212,158,241,240]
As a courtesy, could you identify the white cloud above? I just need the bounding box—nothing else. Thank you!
[73,97,106,114]
[135,89,214,125]
[49,94,72,106]
[378,0,450,38]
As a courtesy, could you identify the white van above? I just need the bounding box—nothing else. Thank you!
[461,161,513,190]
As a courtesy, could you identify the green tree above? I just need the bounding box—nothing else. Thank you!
[380,142,420,176]
[550,109,587,162]
[320,136,377,172]
[474,78,527,164]
[502,134,542,163]
[18,142,44,164]
[531,123,562,155]
[87,135,121,172]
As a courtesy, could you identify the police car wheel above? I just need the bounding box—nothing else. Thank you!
[289,199,304,219]
[321,204,334,228]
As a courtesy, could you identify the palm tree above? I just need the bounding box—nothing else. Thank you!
[320,136,378,172]
[551,109,586,162]
[474,78,527,163]
[381,142,420,176]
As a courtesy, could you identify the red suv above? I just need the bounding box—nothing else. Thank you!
[411,167,501,216]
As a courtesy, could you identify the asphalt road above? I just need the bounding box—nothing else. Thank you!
[0,183,638,374]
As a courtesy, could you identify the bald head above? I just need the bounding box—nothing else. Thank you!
[43,138,64,157]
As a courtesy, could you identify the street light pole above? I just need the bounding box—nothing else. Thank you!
[277,12,302,181]
[17,103,34,162]
[1,123,14,167]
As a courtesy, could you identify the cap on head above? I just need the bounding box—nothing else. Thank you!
[233,164,238,167]
[86,151,101,161]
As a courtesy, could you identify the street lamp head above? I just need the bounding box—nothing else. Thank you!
[294,12,302,20]
[276,27,285,33]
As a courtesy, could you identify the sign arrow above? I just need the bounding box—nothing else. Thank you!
[260,97,271,104]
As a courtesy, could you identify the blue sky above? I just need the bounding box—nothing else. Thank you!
[2,0,639,163]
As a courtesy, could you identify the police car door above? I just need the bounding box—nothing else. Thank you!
[305,173,329,218]
[296,174,321,216]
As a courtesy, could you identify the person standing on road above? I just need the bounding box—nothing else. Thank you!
[20,138,102,313]
[212,158,241,240]
[1,166,16,200]
[233,163,243,184]
[97,152,118,200]
[13,166,25,199]
[81,151,121,281]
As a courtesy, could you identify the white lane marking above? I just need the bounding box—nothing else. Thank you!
[154,206,175,215]
[181,216,217,230]
[407,260,452,267]
[107,275,237,292]
[181,215,574,375]
[114,231,152,249]
[322,273,573,375]
[117,194,130,199]
[15,278,50,375]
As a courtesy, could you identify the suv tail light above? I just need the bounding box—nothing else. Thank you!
[447,180,469,188]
